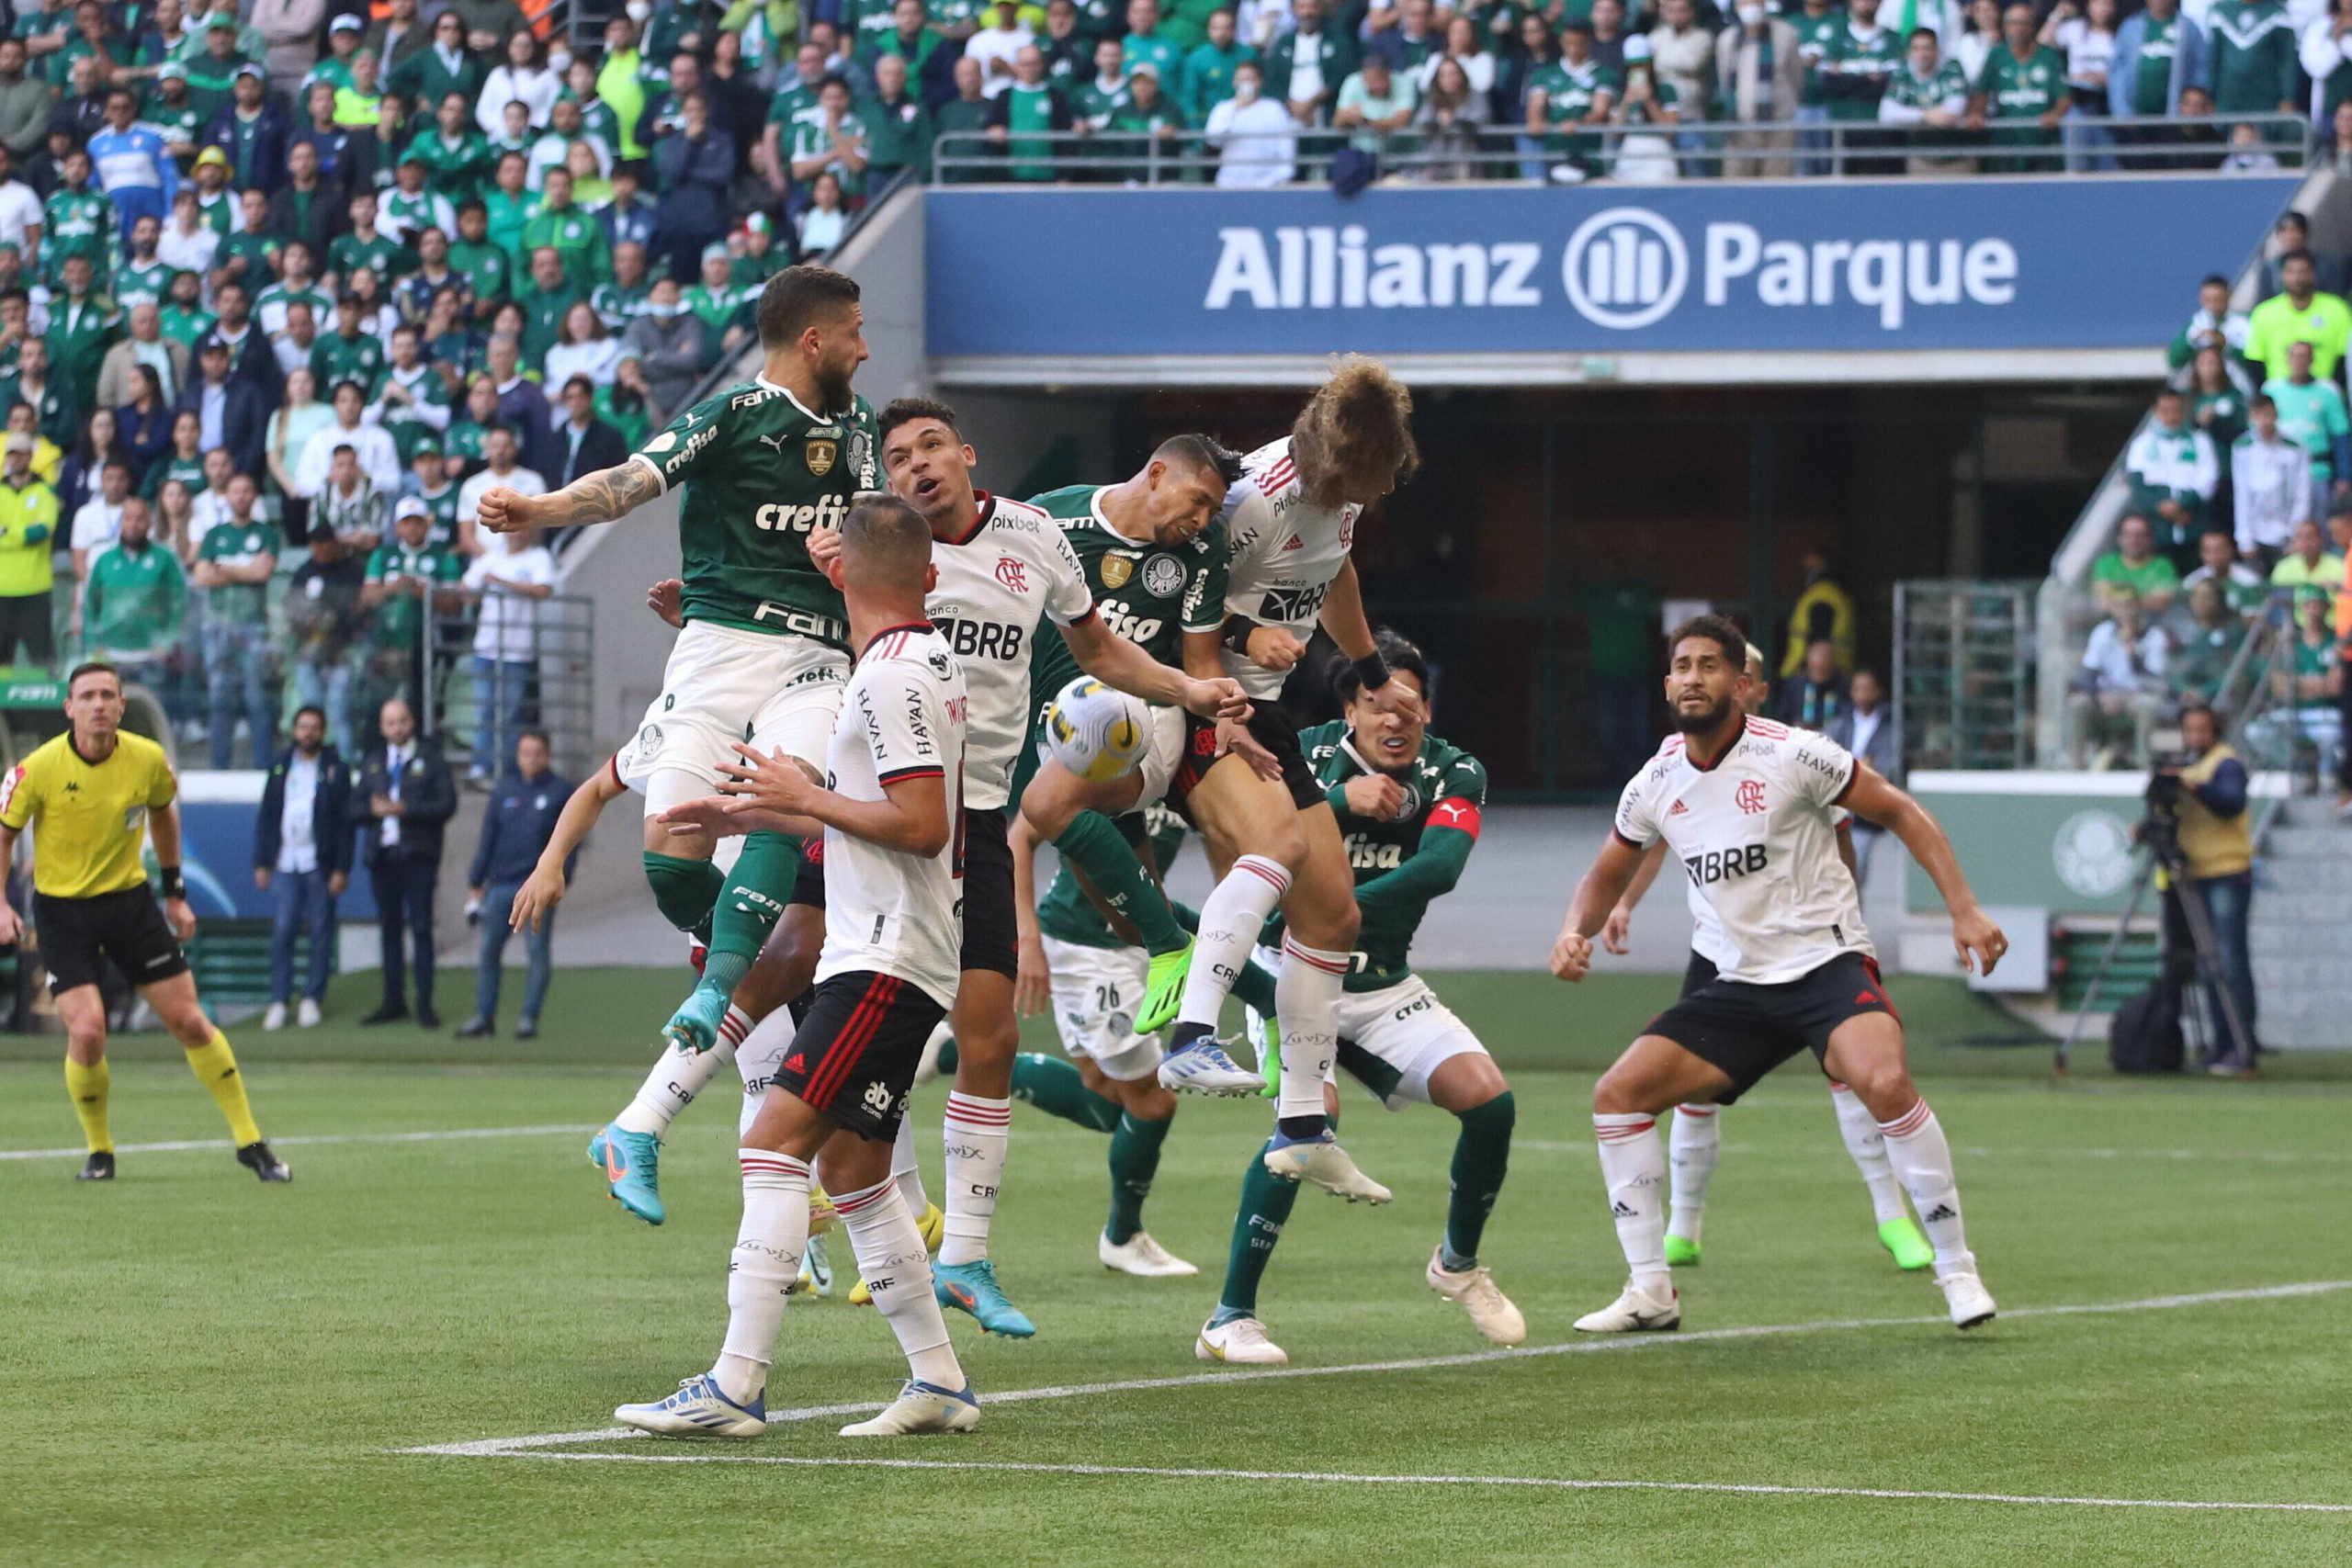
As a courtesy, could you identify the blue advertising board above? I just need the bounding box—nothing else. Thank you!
[925,177,2297,359]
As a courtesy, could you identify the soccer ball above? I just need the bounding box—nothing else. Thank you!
[1044,677,1149,782]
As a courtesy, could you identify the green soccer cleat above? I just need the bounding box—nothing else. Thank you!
[1135,939,1193,1034]
[1664,1235,1702,1268]
[1879,1215,1935,1271]
[1253,1010,1282,1100]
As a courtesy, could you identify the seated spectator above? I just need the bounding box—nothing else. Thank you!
[1411,54,1489,181]
[190,473,277,768]
[2180,525,2267,617]
[2260,339,2350,502]
[2169,578,2252,704]
[2268,515,2344,604]
[2071,586,2167,768]
[78,497,184,693]
[1204,59,1295,185]
[458,519,553,782]
[795,170,850,254]
[617,277,708,423]
[2233,393,2314,561]
[282,522,370,755]
[2091,512,2180,614]
[1775,637,1849,728]
[2244,247,2351,385]
[2124,386,2219,557]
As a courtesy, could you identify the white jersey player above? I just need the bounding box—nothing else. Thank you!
[1552,614,2008,1337]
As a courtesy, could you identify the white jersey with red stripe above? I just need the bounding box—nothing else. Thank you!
[1218,435,1364,701]
[814,621,969,1008]
[925,491,1095,810]
[1615,716,1872,986]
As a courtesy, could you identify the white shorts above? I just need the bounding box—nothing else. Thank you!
[621,620,850,809]
[1334,974,1487,1110]
[1042,934,1159,1082]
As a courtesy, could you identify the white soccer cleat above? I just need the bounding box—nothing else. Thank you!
[297,998,322,1028]
[614,1375,766,1438]
[1573,1278,1681,1334]
[838,1381,979,1436]
[1938,1269,1997,1330]
[910,1021,953,1089]
[262,1002,287,1032]
[1156,1035,1266,1098]
[1195,1314,1288,1364]
[1099,1229,1198,1277]
[1426,1247,1527,1346]
[1263,1134,1391,1203]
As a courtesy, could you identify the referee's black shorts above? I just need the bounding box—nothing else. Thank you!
[35,886,187,996]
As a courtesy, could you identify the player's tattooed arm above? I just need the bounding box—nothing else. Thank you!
[489,457,664,533]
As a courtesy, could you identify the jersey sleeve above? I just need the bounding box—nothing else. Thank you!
[1611,763,1659,849]
[1182,527,1231,635]
[144,748,177,809]
[1788,731,1859,810]
[856,665,948,784]
[630,391,728,492]
[1428,751,1488,837]
[1044,527,1095,628]
[0,757,38,831]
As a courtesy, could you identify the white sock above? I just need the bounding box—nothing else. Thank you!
[1273,936,1347,1122]
[1828,1083,1909,1226]
[1595,1112,1669,1290]
[892,1111,930,1214]
[1666,1104,1720,1245]
[1876,1100,1974,1277]
[733,1007,798,1141]
[616,1020,746,1137]
[939,1091,1010,1266]
[834,1176,964,1389]
[1175,855,1292,1032]
[711,1149,810,1404]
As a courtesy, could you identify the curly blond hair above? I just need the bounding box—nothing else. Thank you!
[1290,355,1418,509]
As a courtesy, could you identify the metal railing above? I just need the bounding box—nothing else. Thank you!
[1893,580,2035,773]
[422,592,597,783]
[932,111,2313,185]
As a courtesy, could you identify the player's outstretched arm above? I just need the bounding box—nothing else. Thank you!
[1552,833,1647,981]
[481,457,663,536]
[1062,614,1250,721]
[511,765,626,933]
[1843,763,2007,975]
[1008,812,1051,1017]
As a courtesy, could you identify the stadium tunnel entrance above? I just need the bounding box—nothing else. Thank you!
[945,382,2142,800]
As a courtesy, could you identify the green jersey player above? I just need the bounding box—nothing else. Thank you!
[474,265,877,1220]
[1200,633,1523,1363]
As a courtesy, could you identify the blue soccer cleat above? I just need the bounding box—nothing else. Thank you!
[933,1258,1037,1337]
[662,985,729,1055]
[1156,1029,1265,1098]
[588,1122,666,1225]
[615,1374,765,1438]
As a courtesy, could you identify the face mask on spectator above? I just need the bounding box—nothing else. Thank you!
[1737,4,1763,21]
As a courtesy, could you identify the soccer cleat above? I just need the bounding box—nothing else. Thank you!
[1879,1216,1935,1271]
[1263,1130,1391,1203]
[910,1021,952,1089]
[795,1235,835,1296]
[838,1380,979,1437]
[1573,1278,1681,1334]
[615,1375,765,1438]
[1939,1269,1997,1330]
[1135,938,1193,1033]
[1664,1235,1702,1268]
[933,1258,1037,1337]
[75,1150,115,1181]
[661,987,728,1055]
[1157,1032,1266,1098]
[854,1203,944,1305]
[1195,1314,1287,1364]
[1426,1247,1527,1346]
[587,1122,665,1225]
[1099,1229,1198,1277]
[236,1142,292,1182]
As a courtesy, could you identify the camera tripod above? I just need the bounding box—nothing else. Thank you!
[2054,820,2256,1075]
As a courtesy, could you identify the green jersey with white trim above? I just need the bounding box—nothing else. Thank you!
[632,377,876,648]
[1025,481,1228,715]
[1300,719,1487,991]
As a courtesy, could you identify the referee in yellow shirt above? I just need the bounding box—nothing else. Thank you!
[0,662,288,1182]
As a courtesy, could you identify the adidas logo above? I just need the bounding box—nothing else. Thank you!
[1922,1203,1956,1223]
[784,1054,805,1073]
[1668,799,1689,816]
[1280,535,1303,551]
[1855,990,1879,1006]
[1610,1201,1637,1218]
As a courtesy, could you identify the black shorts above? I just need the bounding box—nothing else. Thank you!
[36,886,188,996]
[1645,951,1898,1104]
[772,969,947,1140]
[957,806,1017,978]
[786,836,827,911]
[1171,700,1321,819]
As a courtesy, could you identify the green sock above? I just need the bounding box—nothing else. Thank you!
[1442,1091,1516,1270]
[1229,955,1278,1019]
[1055,811,1189,955]
[1171,899,1200,933]
[1106,1110,1173,1245]
[673,830,800,1032]
[1214,1139,1301,1320]
[642,852,724,935]
[1011,1051,1121,1134]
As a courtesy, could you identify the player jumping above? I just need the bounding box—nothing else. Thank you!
[616,496,978,1439]
[0,662,288,1183]
[1201,633,1521,1363]
[1551,615,2005,1334]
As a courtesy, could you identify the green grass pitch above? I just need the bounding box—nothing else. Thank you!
[2,967,2346,1565]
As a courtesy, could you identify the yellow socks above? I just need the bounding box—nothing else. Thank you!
[65,1056,111,1154]
[185,1029,261,1148]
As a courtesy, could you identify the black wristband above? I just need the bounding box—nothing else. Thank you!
[1221,615,1259,655]
[158,866,185,900]
[1352,651,1390,692]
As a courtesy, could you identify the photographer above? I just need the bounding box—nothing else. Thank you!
[2153,702,2258,1076]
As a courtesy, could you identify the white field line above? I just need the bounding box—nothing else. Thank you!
[1511,1141,2352,1162]
[399,1279,2352,1459]
[401,1451,2352,1513]
[0,1124,603,1161]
